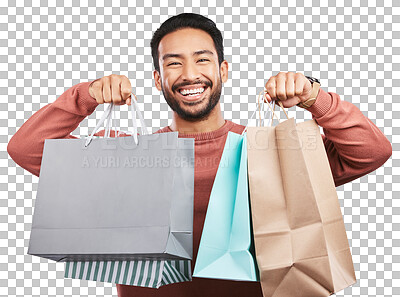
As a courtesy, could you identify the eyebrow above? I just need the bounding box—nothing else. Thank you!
[162,50,214,61]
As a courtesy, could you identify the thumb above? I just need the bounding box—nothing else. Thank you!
[263,93,272,103]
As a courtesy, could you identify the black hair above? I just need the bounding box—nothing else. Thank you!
[150,13,224,72]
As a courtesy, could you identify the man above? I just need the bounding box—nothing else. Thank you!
[7,13,391,297]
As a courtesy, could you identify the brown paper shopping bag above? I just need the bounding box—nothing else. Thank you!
[245,92,356,297]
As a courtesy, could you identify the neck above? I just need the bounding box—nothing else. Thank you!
[169,103,225,134]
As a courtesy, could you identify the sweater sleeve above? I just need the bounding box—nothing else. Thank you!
[305,88,392,187]
[7,81,100,177]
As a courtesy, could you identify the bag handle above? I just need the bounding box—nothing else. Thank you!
[130,93,149,142]
[262,91,289,127]
[103,93,150,139]
[241,90,289,135]
[85,92,149,147]
[104,102,117,138]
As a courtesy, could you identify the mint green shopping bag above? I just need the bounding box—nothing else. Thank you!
[193,132,259,281]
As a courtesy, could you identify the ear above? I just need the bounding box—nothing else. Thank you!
[154,70,162,91]
[220,60,229,83]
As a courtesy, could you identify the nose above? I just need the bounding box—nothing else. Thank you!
[181,61,201,81]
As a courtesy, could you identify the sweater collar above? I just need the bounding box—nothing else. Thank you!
[162,120,235,141]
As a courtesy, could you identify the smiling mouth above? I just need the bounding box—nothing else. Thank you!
[176,86,208,101]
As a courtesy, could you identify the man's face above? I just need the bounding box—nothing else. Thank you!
[154,28,228,121]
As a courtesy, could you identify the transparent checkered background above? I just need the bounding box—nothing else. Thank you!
[1,0,398,296]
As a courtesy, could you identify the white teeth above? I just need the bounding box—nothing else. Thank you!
[179,87,205,95]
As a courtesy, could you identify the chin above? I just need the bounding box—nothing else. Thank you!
[180,97,207,106]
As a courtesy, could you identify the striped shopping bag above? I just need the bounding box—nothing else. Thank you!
[64,259,192,288]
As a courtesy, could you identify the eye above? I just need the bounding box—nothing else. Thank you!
[167,62,180,66]
[198,58,209,62]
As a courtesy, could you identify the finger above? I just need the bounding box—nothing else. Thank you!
[92,85,104,104]
[110,75,122,104]
[265,77,276,100]
[303,75,312,93]
[89,79,100,99]
[103,77,112,103]
[295,73,304,96]
[286,72,295,98]
[263,92,272,103]
[275,73,287,101]
[126,97,131,105]
[120,76,132,101]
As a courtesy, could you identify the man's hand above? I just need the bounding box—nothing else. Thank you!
[264,72,312,108]
[89,74,133,105]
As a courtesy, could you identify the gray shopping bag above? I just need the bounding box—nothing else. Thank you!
[64,130,195,287]
[28,99,194,264]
